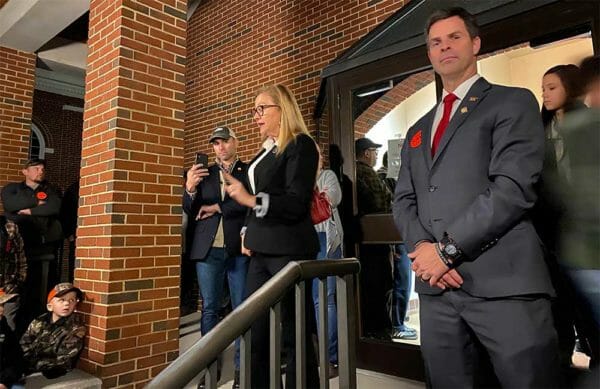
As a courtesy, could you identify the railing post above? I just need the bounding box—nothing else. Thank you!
[205,359,218,389]
[295,281,306,388]
[318,277,330,389]
[337,274,357,389]
[269,302,282,389]
[240,329,251,389]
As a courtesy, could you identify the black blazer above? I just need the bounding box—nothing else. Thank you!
[183,161,248,259]
[244,134,319,257]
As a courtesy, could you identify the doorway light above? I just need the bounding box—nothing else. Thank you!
[356,80,394,97]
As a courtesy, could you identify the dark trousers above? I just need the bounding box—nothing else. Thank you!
[392,243,412,330]
[358,244,392,335]
[420,290,562,389]
[246,253,319,389]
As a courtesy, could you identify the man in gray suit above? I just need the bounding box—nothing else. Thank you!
[393,7,561,388]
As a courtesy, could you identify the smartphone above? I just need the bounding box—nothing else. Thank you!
[195,152,209,167]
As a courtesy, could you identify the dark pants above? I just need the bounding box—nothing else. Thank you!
[420,290,562,389]
[246,253,319,389]
[358,244,392,336]
[19,248,59,334]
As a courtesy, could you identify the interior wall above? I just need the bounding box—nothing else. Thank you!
[366,35,594,169]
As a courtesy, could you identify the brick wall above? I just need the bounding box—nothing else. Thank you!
[32,90,84,193]
[186,0,409,166]
[354,70,435,138]
[0,46,36,207]
[77,0,187,387]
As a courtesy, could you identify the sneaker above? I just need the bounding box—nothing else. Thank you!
[391,328,418,342]
[328,363,339,379]
[232,370,240,389]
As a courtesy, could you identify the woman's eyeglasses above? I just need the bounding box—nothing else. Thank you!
[251,104,279,117]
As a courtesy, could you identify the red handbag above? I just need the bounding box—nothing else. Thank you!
[311,188,331,224]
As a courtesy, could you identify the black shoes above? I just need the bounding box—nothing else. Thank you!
[232,370,240,389]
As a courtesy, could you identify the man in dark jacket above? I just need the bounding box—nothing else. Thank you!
[183,126,249,389]
[1,159,63,328]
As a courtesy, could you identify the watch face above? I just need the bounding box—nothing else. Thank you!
[444,244,457,256]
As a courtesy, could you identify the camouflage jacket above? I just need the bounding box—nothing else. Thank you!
[20,312,86,377]
[0,218,27,292]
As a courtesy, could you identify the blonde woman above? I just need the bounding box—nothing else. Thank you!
[224,84,320,388]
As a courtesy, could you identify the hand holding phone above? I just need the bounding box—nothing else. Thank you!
[186,153,210,192]
[195,152,209,167]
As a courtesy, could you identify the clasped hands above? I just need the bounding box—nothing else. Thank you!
[409,241,463,290]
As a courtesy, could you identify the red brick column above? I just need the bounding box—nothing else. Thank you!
[77,1,187,387]
[0,46,36,201]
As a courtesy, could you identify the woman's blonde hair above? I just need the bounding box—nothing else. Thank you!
[256,84,311,154]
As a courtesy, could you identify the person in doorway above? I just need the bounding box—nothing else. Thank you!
[355,137,393,339]
[223,84,320,388]
[554,55,600,376]
[377,151,417,341]
[393,7,560,387]
[312,144,344,375]
[183,126,249,389]
[535,63,588,380]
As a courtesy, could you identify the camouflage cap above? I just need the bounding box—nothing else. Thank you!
[47,282,83,303]
[0,288,18,305]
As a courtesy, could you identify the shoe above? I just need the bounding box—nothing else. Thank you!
[328,363,339,379]
[232,370,240,389]
[391,327,418,342]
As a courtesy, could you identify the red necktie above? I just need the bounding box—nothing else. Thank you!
[432,93,458,157]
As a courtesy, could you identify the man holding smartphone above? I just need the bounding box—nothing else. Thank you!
[183,126,249,389]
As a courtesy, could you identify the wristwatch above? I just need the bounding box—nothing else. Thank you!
[438,233,465,267]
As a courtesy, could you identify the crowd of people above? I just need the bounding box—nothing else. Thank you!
[1,4,598,389]
[0,157,86,387]
[181,6,599,389]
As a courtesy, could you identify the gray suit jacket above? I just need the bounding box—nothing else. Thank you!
[393,77,554,297]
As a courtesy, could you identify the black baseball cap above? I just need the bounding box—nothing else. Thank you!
[24,158,46,168]
[209,126,237,143]
[355,137,382,154]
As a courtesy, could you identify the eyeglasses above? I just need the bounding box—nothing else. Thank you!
[367,148,379,154]
[251,104,279,117]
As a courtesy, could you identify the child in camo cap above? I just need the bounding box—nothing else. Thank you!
[20,283,85,379]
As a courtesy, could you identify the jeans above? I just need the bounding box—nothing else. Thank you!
[392,243,412,330]
[195,247,249,369]
[312,231,341,364]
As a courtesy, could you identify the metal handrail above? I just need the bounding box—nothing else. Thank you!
[147,258,360,389]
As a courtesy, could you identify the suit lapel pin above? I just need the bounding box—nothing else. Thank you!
[469,96,478,102]
[460,106,468,114]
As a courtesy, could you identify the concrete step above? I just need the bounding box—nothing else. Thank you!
[22,369,102,389]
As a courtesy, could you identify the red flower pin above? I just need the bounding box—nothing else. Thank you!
[410,130,422,148]
[36,192,47,200]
